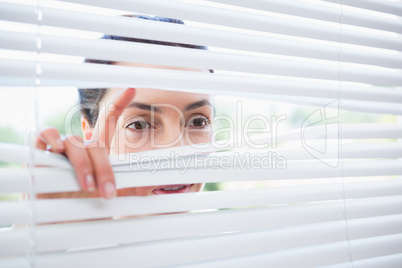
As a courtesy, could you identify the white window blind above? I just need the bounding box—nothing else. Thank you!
[1,0,402,267]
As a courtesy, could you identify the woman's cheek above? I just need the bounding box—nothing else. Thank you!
[183,130,212,145]
[112,129,153,155]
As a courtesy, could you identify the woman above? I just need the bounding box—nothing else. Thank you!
[36,16,214,200]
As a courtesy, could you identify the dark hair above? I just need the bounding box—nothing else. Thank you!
[78,15,210,126]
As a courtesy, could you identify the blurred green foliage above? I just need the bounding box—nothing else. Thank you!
[0,125,24,168]
[44,110,82,137]
[0,125,24,145]
[203,183,221,192]
[0,125,22,204]
[0,194,19,202]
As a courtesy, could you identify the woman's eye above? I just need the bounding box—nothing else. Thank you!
[187,116,211,129]
[127,120,150,131]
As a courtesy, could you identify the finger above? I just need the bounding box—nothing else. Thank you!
[36,127,65,153]
[63,135,96,192]
[86,143,116,199]
[35,137,47,151]
[92,87,136,152]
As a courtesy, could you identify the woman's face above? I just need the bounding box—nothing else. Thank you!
[96,87,213,197]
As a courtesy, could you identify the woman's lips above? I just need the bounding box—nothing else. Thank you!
[152,184,192,195]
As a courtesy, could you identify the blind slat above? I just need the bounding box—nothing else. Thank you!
[208,0,402,34]
[1,2,401,52]
[2,140,402,169]
[4,234,401,268]
[0,143,71,168]
[322,254,402,268]
[0,26,402,69]
[0,0,401,265]
[350,234,402,262]
[115,143,402,172]
[2,60,402,98]
[1,179,401,225]
[2,30,402,70]
[321,0,402,17]
[3,215,402,257]
[1,159,401,194]
[60,0,402,51]
[179,235,402,268]
[1,200,401,256]
[4,56,402,89]
[350,253,402,268]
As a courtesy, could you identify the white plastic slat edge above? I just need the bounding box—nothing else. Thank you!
[209,0,402,34]
[1,200,401,256]
[2,60,402,95]
[2,28,402,69]
[2,140,402,168]
[0,2,400,51]
[4,233,402,268]
[321,0,402,16]
[176,234,402,268]
[60,0,402,51]
[1,179,401,225]
[1,159,402,194]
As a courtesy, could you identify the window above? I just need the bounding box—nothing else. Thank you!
[1,0,401,267]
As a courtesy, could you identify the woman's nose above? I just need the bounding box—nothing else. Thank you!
[153,124,186,149]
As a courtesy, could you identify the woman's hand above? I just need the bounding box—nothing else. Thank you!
[35,88,136,199]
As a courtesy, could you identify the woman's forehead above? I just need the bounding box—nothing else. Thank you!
[105,62,213,108]
[105,88,212,110]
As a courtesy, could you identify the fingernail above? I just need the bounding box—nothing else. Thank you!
[86,174,95,192]
[103,182,116,199]
[126,87,135,94]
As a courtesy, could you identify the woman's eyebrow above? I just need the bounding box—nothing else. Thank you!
[184,99,213,112]
[127,102,163,113]
[127,99,212,113]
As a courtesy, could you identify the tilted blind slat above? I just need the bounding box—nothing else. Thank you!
[1,201,401,256]
[1,2,401,52]
[2,31,402,70]
[349,253,402,268]
[1,179,401,225]
[208,0,402,34]
[0,0,401,266]
[321,0,402,16]
[60,0,402,51]
[4,234,401,268]
[2,60,402,97]
[2,215,402,257]
[177,235,402,268]
[1,159,401,194]
[322,254,402,268]
[2,141,402,169]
